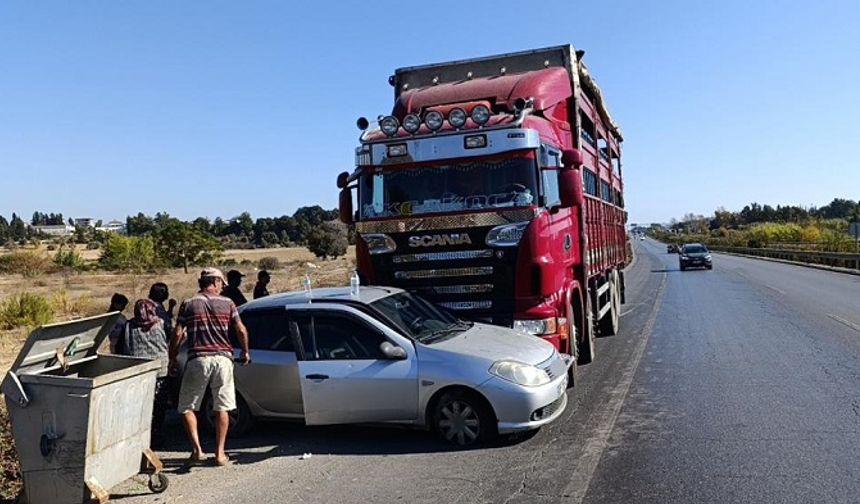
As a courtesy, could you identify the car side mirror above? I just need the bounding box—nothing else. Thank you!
[380,341,407,360]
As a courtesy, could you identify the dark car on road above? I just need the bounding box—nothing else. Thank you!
[679,243,713,271]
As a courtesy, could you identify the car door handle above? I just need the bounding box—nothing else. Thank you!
[305,374,329,380]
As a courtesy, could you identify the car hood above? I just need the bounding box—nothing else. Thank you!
[683,252,710,258]
[424,322,556,366]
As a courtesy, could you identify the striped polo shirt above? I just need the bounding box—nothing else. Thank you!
[177,292,239,359]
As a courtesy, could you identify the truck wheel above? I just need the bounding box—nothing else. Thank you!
[598,273,620,336]
[577,294,596,365]
[433,390,496,446]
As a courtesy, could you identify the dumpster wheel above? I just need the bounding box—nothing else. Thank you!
[148,472,169,493]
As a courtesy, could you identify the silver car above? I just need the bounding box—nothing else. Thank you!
[203,286,571,446]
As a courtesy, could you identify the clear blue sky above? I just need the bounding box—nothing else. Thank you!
[1,0,858,225]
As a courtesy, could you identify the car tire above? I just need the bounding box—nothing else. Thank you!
[707,265,713,270]
[432,390,496,446]
[679,264,686,271]
[200,392,254,438]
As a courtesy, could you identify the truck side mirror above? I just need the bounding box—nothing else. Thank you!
[561,149,582,169]
[339,187,354,225]
[336,171,350,189]
[559,168,584,208]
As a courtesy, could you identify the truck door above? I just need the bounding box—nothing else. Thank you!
[292,308,418,425]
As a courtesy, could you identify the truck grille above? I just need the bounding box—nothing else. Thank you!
[394,267,493,280]
[392,249,494,263]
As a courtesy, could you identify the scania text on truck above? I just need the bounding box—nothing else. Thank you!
[336,45,628,379]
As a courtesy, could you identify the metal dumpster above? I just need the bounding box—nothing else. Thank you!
[1,313,168,504]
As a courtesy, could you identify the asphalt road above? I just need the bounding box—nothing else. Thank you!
[119,238,860,504]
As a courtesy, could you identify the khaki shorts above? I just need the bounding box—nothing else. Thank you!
[177,355,236,413]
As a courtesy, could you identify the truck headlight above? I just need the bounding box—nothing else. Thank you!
[486,221,530,247]
[362,234,396,255]
[471,105,491,125]
[425,111,444,131]
[489,360,550,387]
[402,114,421,133]
[513,318,558,336]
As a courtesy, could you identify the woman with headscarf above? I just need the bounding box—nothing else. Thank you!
[121,298,171,445]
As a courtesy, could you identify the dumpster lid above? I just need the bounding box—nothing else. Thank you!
[9,312,121,375]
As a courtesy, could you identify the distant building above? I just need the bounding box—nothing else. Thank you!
[74,218,96,228]
[96,220,125,234]
[31,224,74,237]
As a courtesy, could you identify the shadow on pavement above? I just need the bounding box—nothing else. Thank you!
[148,411,536,474]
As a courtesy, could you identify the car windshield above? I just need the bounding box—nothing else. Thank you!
[370,292,472,344]
[358,155,538,218]
[684,245,708,254]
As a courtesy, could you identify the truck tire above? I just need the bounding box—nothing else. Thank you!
[598,272,620,337]
[577,294,596,365]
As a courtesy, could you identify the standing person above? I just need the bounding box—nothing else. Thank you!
[220,269,247,306]
[148,282,177,335]
[107,293,129,354]
[169,267,250,467]
[120,298,170,445]
[253,270,270,299]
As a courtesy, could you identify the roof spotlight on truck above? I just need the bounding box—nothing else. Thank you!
[448,107,467,128]
[470,104,491,125]
[424,110,444,131]
[380,116,400,136]
[403,114,421,134]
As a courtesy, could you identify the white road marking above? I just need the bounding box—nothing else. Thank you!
[827,313,860,334]
[562,271,667,503]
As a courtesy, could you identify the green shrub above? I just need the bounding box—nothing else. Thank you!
[257,256,281,270]
[0,293,55,330]
[98,234,158,272]
[54,247,86,271]
[0,251,51,277]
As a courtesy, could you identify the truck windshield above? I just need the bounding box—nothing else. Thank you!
[370,291,472,344]
[359,156,538,218]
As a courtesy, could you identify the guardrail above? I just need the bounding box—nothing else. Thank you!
[710,246,860,271]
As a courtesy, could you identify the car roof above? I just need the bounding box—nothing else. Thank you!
[240,285,404,312]
[683,243,706,248]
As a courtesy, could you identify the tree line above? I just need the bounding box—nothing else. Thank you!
[656,197,860,251]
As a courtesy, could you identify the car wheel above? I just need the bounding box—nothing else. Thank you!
[707,265,713,270]
[680,264,686,271]
[201,392,254,437]
[433,390,496,446]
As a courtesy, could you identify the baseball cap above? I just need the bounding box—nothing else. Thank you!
[200,267,228,283]
[227,269,245,280]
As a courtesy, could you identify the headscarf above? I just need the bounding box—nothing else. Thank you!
[130,298,162,332]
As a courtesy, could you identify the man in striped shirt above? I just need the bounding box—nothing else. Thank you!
[169,267,250,467]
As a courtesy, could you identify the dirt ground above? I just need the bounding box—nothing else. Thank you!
[0,247,355,499]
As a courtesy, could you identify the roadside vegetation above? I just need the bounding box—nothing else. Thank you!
[650,198,860,252]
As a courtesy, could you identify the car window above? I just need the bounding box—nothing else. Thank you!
[241,309,294,352]
[300,313,387,361]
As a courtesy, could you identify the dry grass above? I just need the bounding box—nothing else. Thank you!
[0,247,355,498]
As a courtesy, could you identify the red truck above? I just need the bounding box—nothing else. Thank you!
[337,45,627,377]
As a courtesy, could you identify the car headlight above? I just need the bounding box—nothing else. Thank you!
[513,318,558,336]
[489,360,551,387]
[705,255,712,260]
[486,221,530,247]
[362,233,396,255]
